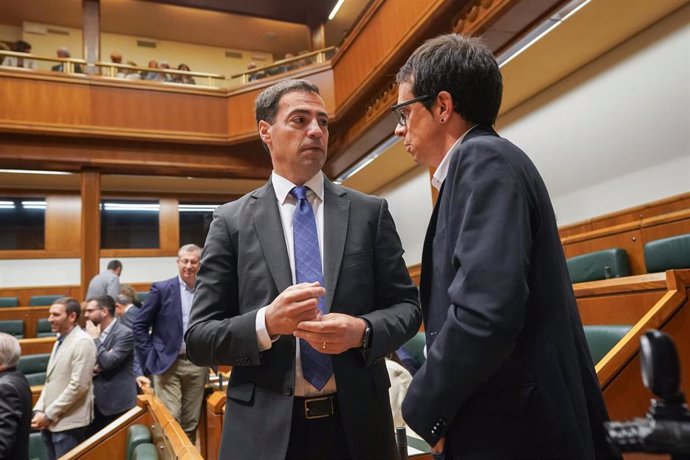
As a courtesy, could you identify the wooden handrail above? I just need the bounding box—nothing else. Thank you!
[230,46,336,83]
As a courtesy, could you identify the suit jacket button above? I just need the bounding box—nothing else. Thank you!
[285,386,293,396]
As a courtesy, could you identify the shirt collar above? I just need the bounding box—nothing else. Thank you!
[431,125,477,191]
[178,276,195,293]
[102,318,116,335]
[271,170,324,204]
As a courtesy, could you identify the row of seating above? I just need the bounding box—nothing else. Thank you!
[17,352,51,386]
[0,318,55,339]
[127,424,159,460]
[0,294,65,308]
[400,324,633,371]
[566,233,690,283]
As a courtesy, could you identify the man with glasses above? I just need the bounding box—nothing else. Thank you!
[133,244,208,444]
[84,295,136,435]
[394,34,612,458]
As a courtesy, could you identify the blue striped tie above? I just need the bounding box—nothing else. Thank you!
[291,185,333,390]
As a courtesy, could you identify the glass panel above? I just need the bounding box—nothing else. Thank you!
[100,200,160,249]
[0,198,45,250]
[178,203,221,248]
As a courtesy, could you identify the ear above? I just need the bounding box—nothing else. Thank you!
[436,91,454,123]
[258,120,272,144]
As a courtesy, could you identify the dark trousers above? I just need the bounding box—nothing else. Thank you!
[41,426,87,460]
[87,405,127,437]
[286,396,352,460]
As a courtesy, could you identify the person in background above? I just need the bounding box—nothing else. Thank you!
[33,297,97,460]
[4,40,36,69]
[395,34,612,458]
[176,63,195,85]
[144,60,162,81]
[0,332,32,460]
[133,244,208,443]
[51,47,82,73]
[86,260,122,301]
[120,284,142,308]
[84,295,137,435]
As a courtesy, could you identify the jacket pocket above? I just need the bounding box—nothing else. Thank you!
[226,379,255,403]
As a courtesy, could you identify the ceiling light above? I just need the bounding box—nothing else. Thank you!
[329,0,345,20]
[21,200,47,209]
[0,169,72,175]
[178,204,220,213]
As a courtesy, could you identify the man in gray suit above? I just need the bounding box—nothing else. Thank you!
[85,295,137,435]
[85,260,122,300]
[186,79,421,459]
[32,298,97,460]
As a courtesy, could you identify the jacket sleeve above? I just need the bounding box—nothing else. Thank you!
[45,337,97,423]
[0,379,22,457]
[96,327,133,372]
[132,283,162,374]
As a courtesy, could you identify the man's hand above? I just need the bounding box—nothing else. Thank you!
[265,283,324,337]
[31,411,50,429]
[85,320,100,339]
[294,313,367,354]
[136,375,152,391]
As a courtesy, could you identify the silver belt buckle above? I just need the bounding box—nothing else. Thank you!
[304,396,334,419]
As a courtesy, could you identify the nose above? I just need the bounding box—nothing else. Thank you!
[394,123,406,137]
[306,119,324,137]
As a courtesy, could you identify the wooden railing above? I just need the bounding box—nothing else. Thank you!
[230,47,336,84]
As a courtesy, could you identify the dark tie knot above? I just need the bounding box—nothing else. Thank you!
[290,186,309,201]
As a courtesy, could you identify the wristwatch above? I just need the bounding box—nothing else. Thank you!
[361,321,372,350]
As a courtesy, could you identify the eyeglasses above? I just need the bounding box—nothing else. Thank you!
[391,94,433,127]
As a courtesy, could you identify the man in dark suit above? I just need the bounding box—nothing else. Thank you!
[133,244,208,444]
[0,332,32,460]
[84,295,137,435]
[394,34,613,458]
[185,79,421,460]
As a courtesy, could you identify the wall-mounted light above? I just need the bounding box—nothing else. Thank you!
[329,0,345,20]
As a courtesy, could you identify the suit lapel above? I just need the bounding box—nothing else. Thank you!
[102,320,118,349]
[171,277,183,332]
[47,327,78,377]
[420,182,444,326]
[323,180,349,311]
[251,180,292,293]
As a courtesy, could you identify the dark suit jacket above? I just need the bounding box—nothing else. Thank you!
[93,320,137,416]
[133,277,184,375]
[186,177,421,460]
[0,367,31,460]
[402,127,612,458]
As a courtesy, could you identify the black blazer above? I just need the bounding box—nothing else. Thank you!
[0,367,32,460]
[402,127,612,458]
[186,177,421,460]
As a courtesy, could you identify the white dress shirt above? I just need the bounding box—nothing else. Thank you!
[255,170,337,397]
[179,276,195,355]
[431,125,477,190]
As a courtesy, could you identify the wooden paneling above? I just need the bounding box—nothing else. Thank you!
[563,229,645,275]
[227,87,264,142]
[160,198,181,252]
[45,194,81,253]
[81,171,101,300]
[0,307,50,338]
[0,286,78,307]
[18,337,56,355]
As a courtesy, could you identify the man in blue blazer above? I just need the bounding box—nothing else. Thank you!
[132,244,208,443]
[394,34,614,458]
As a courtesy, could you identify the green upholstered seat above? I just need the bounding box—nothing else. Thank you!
[127,424,153,460]
[132,443,159,460]
[566,248,630,283]
[18,353,51,385]
[583,325,632,364]
[36,319,57,338]
[0,296,18,307]
[644,233,690,273]
[29,431,49,460]
[400,332,426,370]
[29,295,64,306]
[137,292,150,304]
[0,320,24,338]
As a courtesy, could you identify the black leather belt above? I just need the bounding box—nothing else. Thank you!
[295,395,337,419]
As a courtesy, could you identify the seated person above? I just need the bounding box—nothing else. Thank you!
[51,47,83,73]
[3,40,36,69]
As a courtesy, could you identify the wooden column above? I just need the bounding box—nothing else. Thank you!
[311,23,326,50]
[80,170,101,300]
[82,0,100,75]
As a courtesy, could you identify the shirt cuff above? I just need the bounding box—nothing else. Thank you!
[256,306,276,352]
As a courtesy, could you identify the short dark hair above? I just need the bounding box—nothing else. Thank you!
[87,295,116,317]
[396,34,502,126]
[53,297,82,321]
[255,79,321,125]
[107,260,122,271]
[14,40,31,53]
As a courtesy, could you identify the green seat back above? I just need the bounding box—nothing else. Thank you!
[583,325,632,364]
[36,319,56,338]
[127,424,153,460]
[0,296,18,307]
[566,248,630,283]
[29,431,49,460]
[0,320,24,338]
[644,233,690,273]
[132,443,159,460]
[17,353,51,375]
[26,372,47,386]
[29,295,64,306]
[400,332,426,370]
[137,292,150,304]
